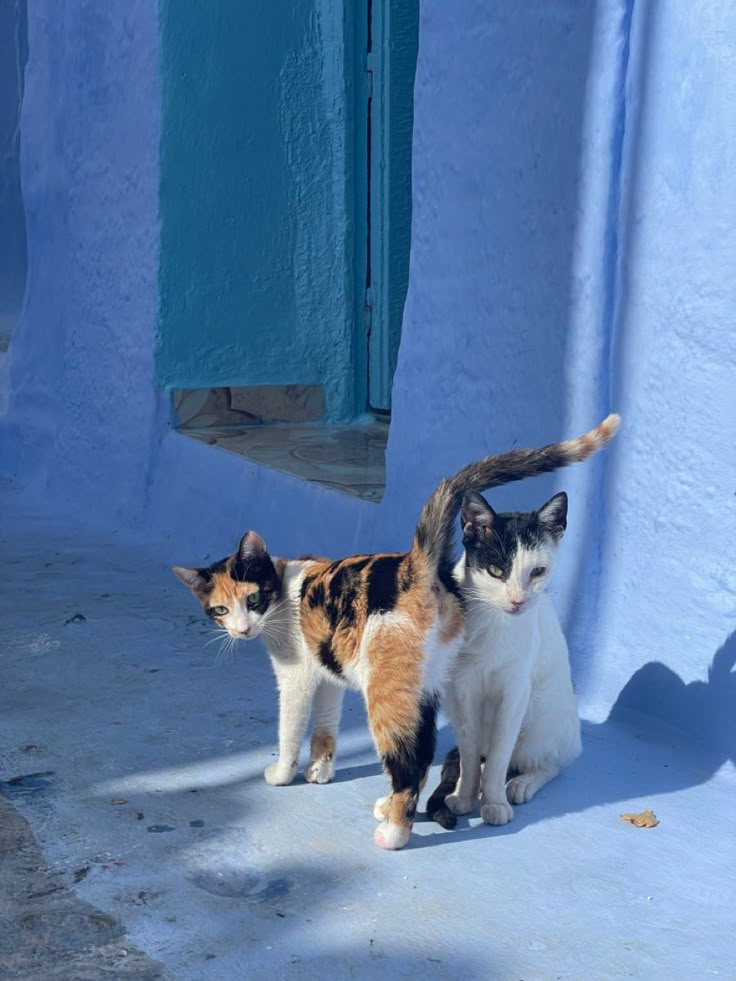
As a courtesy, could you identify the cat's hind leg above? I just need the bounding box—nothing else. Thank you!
[507,677,581,806]
[368,679,438,850]
[305,680,344,784]
[506,765,560,804]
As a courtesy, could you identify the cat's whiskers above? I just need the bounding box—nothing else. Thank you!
[263,619,292,643]
[462,585,495,604]
[202,629,229,650]
[262,608,293,630]
[214,634,237,666]
[263,611,292,629]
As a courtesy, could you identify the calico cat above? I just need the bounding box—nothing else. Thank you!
[173,414,619,850]
[427,489,581,830]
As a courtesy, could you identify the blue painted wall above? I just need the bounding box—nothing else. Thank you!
[2,0,734,759]
[157,0,358,422]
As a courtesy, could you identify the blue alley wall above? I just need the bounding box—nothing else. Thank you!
[2,0,734,756]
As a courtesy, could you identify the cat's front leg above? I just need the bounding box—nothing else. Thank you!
[479,687,531,825]
[304,680,343,784]
[444,686,483,816]
[265,657,317,786]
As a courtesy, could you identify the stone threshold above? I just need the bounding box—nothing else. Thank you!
[173,386,388,502]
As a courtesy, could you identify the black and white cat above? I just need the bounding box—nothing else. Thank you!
[427,490,581,828]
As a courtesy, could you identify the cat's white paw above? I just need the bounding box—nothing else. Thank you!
[373,795,390,821]
[264,760,298,786]
[480,800,514,826]
[506,773,537,805]
[304,757,335,784]
[445,792,476,816]
[374,820,411,851]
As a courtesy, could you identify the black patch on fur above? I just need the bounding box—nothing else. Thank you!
[366,554,402,615]
[302,559,367,629]
[437,558,464,605]
[317,638,342,677]
[192,568,214,596]
[463,500,550,579]
[300,574,316,601]
[307,580,326,609]
[398,556,415,593]
[247,590,271,615]
[338,593,358,627]
[345,557,371,574]
[328,565,349,602]
[383,694,438,793]
[207,551,282,608]
[326,562,362,628]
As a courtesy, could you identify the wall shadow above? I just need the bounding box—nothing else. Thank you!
[412,635,734,849]
[608,630,735,769]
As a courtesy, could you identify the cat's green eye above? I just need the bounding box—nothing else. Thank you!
[246,590,261,609]
[530,567,547,578]
[488,565,504,578]
[209,605,229,617]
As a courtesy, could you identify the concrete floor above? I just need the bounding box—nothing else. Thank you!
[1,509,734,980]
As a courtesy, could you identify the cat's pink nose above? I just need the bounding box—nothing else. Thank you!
[509,600,525,613]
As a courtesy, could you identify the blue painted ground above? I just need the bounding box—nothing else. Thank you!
[1,506,733,980]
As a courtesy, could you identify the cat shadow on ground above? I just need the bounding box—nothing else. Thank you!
[409,631,735,849]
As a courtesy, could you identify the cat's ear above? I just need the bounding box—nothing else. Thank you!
[238,530,267,560]
[537,492,568,538]
[172,566,210,594]
[461,492,496,542]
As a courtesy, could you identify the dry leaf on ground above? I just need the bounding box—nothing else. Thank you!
[620,808,659,828]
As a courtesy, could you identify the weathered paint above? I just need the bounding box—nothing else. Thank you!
[157,0,358,422]
[365,0,418,411]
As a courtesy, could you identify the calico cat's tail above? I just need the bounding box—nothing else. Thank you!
[412,413,620,578]
[425,747,461,830]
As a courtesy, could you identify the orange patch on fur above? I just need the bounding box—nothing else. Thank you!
[384,788,418,831]
[206,564,261,608]
[365,619,425,754]
[439,595,465,645]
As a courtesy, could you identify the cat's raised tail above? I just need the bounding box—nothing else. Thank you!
[412,413,620,577]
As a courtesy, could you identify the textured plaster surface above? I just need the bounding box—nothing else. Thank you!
[0,0,735,975]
